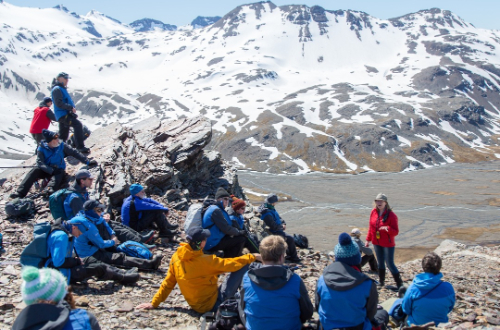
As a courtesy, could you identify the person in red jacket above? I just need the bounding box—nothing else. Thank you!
[365,193,402,289]
[29,97,56,145]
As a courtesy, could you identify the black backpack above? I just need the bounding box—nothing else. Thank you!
[294,234,309,249]
[209,299,243,330]
[5,198,35,218]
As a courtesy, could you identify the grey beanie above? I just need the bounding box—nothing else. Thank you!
[265,193,279,204]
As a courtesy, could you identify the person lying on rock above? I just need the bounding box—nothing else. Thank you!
[121,184,178,238]
[399,252,455,327]
[64,171,155,244]
[70,212,162,271]
[258,193,301,263]
[351,228,378,273]
[9,129,97,199]
[135,227,261,313]
[227,196,259,253]
[239,235,313,330]
[202,187,247,258]
[316,233,388,330]
[12,267,102,330]
[31,217,139,285]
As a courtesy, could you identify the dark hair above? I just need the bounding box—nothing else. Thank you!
[77,178,86,186]
[422,252,442,275]
[188,239,203,251]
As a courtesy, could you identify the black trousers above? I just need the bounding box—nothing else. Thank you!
[207,235,246,258]
[16,168,64,197]
[361,254,378,272]
[274,231,298,259]
[70,262,107,283]
[109,221,142,242]
[58,114,85,149]
[244,236,260,253]
[88,249,155,270]
[137,210,170,236]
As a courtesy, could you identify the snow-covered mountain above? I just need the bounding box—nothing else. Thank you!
[130,18,177,32]
[190,16,222,29]
[1,1,500,174]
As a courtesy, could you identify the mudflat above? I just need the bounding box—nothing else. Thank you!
[239,160,500,257]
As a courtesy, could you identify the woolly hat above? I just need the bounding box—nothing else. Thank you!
[42,129,58,143]
[215,187,230,200]
[42,97,52,105]
[21,266,67,305]
[130,184,144,196]
[334,233,361,266]
[231,196,246,211]
[265,193,278,204]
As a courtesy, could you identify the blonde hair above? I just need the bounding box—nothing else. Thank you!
[259,235,287,263]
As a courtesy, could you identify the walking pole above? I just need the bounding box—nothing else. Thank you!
[0,165,36,169]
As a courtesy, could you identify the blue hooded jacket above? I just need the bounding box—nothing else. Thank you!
[121,195,169,227]
[402,272,455,326]
[202,202,233,251]
[46,223,74,283]
[72,216,115,258]
[38,142,66,170]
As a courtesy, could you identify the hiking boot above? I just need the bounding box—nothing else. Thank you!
[140,230,156,243]
[152,254,163,270]
[77,147,90,154]
[378,269,386,287]
[158,230,177,238]
[9,192,20,199]
[144,244,156,250]
[392,272,404,289]
[164,220,179,230]
[286,256,302,263]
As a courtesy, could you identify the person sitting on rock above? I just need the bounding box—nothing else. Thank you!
[70,212,162,271]
[258,193,301,263]
[135,227,261,313]
[29,96,56,147]
[400,252,455,326]
[40,217,139,285]
[12,267,101,330]
[10,129,97,199]
[121,184,178,238]
[351,228,378,273]
[202,187,247,258]
[316,233,387,330]
[51,72,89,154]
[240,235,313,330]
[65,171,155,244]
[228,196,259,253]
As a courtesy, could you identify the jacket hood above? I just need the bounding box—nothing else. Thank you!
[411,272,443,294]
[322,261,371,291]
[69,180,87,195]
[177,242,203,261]
[247,264,293,291]
[38,102,50,108]
[226,207,237,216]
[11,301,70,330]
[51,81,66,89]
[257,203,270,214]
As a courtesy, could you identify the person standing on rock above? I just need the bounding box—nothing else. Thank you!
[135,227,261,313]
[64,171,155,244]
[9,129,97,199]
[258,193,301,263]
[351,228,378,273]
[38,217,139,285]
[401,252,455,326]
[51,72,89,154]
[29,96,56,147]
[12,267,102,330]
[121,184,178,238]
[202,187,247,258]
[239,235,313,330]
[228,196,260,253]
[69,213,163,271]
[365,193,402,289]
[316,233,387,330]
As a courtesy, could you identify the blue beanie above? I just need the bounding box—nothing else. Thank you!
[130,184,144,196]
[334,233,361,266]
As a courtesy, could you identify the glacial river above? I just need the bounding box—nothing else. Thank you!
[238,160,500,260]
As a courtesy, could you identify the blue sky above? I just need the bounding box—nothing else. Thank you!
[5,0,500,30]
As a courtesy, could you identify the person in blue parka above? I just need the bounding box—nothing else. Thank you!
[316,233,387,330]
[10,129,96,199]
[401,252,455,326]
[121,184,178,237]
[202,187,246,258]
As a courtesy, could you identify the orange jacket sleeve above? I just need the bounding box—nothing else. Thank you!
[151,262,177,308]
[207,253,256,275]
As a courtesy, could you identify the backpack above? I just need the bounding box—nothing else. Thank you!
[184,198,216,231]
[49,189,79,221]
[294,234,309,249]
[209,299,242,330]
[20,222,64,267]
[5,198,35,218]
[116,241,153,260]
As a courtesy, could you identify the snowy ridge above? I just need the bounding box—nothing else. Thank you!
[0,1,500,173]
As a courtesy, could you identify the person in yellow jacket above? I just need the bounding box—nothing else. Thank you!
[136,226,262,313]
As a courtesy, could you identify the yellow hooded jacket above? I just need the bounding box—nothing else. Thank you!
[151,242,255,313]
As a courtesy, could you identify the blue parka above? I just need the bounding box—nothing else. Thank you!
[121,195,169,227]
[72,216,115,258]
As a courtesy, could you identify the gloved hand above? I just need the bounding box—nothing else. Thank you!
[87,159,98,167]
[239,230,247,237]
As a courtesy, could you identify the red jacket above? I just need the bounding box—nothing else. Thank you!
[29,106,52,134]
[366,208,399,248]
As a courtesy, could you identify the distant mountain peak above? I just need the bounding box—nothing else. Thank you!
[53,4,69,12]
[190,16,222,28]
[129,18,177,32]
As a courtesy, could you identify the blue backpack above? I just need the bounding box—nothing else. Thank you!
[116,241,152,260]
[20,222,63,267]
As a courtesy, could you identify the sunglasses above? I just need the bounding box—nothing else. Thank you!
[95,208,103,213]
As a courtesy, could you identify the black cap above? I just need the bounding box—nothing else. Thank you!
[57,72,70,79]
[83,200,106,211]
[186,227,211,242]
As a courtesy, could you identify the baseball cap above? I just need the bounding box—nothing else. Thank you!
[75,169,94,180]
[57,72,71,79]
[351,228,361,235]
[83,200,106,211]
[186,227,211,242]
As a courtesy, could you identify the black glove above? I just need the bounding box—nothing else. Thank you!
[239,230,247,237]
[87,159,98,167]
